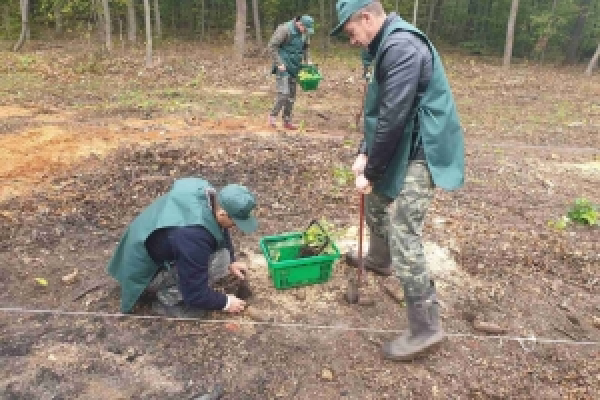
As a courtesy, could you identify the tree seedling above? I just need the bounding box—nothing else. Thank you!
[567,198,598,226]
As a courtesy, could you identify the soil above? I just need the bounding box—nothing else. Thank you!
[297,245,324,259]
[0,40,599,399]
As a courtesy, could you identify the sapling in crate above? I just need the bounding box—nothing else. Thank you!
[298,219,336,258]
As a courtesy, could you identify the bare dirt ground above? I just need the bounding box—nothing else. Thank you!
[0,41,599,399]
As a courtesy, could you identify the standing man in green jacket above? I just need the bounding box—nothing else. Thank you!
[107,178,258,318]
[331,0,465,361]
[267,15,314,130]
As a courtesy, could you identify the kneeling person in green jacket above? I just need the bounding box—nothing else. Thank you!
[107,178,259,318]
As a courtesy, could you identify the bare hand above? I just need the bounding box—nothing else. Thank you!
[229,261,248,280]
[278,64,286,72]
[355,174,372,194]
[352,154,368,177]
[224,295,246,313]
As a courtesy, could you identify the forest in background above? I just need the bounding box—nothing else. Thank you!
[2,0,600,71]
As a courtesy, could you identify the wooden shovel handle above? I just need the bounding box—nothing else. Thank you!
[357,193,365,284]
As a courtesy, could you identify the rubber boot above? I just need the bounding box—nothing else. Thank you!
[151,301,207,319]
[345,234,392,276]
[283,121,298,130]
[382,281,444,361]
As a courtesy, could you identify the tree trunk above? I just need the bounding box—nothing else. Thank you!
[126,0,136,42]
[564,0,592,65]
[503,0,519,68]
[320,0,326,50]
[4,3,11,38]
[252,0,261,47]
[92,0,104,44]
[119,18,124,49]
[328,0,333,49]
[539,0,559,63]
[101,0,112,51]
[153,0,161,39]
[464,0,474,38]
[413,0,418,26]
[234,0,246,61]
[54,0,63,34]
[585,43,600,76]
[426,0,437,35]
[171,0,175,34]
[25,0,30,40]
[143,0,152,67]
[433,0,444,37]
[200,0,205,40]
[13,0,29,52]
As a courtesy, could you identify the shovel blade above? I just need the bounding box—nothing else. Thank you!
[345,279,359,304]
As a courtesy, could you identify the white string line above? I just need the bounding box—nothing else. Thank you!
[1,307,598,347]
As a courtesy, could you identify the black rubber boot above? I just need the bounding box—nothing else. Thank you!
[151,301,207,319]
[382,281,444,361]
[345,233,392,276]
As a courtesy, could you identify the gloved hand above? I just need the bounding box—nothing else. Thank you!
[229,261,248,280]
[352,154,368,177]
[223,295,246,313]
[355,173,372,194]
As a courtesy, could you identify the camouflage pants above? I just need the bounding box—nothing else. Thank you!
[270,73,297,123]
[148,248,231,307]
[366,160,435,298]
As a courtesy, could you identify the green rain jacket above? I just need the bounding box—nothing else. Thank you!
[268,20,309,77]
[363,15,465,198]
[107,178,226,313]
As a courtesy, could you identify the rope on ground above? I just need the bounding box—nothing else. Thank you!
[0,306,598,347]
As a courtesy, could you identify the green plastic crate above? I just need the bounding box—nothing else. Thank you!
[297,64,323,91]
[260,231,340,289]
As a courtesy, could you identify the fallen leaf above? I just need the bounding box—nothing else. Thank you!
[61,269,79,284]
[566,313,580,326]
[224,323,240,333]
[321,367,334,381]
[35,277,48,286]
[473,320,508,335]
[357,296,376,307]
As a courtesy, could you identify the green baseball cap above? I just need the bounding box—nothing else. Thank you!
[300,15,315,34]
[218,184,258,234]
[330,0,374,36]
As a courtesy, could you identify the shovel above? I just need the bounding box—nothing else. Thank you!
[345,193,365,304]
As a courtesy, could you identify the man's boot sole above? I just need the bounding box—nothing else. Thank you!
[151,301,207,319]
[382,333,445,361]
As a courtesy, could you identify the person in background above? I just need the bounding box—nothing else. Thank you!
[267,15,315,130]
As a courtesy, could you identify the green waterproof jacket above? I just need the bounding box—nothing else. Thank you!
[106,178,225,313]
[363,16,465,198]
[271,20,308,77]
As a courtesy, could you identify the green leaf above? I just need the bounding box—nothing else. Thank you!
[35,278,48,286]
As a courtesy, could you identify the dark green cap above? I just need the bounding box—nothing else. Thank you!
[218,184,258,234]
[330,0,374,36]
[300,15,315,34]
